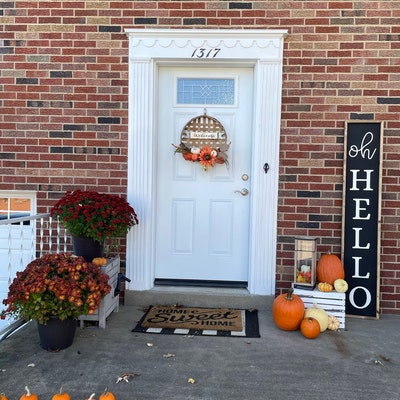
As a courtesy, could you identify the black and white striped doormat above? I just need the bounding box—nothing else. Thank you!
[132,306,260,338]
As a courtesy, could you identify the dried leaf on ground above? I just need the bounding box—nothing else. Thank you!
[116,372,141,383]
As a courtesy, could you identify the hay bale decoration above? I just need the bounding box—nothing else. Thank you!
[172,111,230,171]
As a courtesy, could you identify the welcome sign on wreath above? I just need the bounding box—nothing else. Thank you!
[173,111,230,171]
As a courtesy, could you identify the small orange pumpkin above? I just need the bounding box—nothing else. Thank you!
[51,386,70,400]
[92,257,107,266]
[99,387,115,400]
[300,317,320,339]
[1,393,8,400]
[272,288,305,331]
[20,386,38,400]
[304,303,329,332]
[316,253,345,285]
[317,282,333,292]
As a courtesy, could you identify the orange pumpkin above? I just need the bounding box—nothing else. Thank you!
[272,288,305,331]
[317,282,333,292]
[316,253,345,285]
[300,317,320,339]
[92,257,107,266]
[1,393,8,400]
[51,386,70,400]
[99,388,115,400]
[20,386,38,400]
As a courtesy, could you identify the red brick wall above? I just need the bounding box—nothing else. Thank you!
[1,1,399,314]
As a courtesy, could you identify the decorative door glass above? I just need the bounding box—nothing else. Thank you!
[177,78,235,105]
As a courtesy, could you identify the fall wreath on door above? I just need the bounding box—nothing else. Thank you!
[173,112,230,171]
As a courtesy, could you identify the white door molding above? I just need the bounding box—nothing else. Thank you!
[125,29,287,295]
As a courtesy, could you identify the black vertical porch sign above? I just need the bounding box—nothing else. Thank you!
[342,121,382,318]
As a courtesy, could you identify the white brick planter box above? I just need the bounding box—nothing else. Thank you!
[293,286,346,329]
[79,256,120,329]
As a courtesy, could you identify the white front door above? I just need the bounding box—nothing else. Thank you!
[126,29,286,295]
[155,67,253,284]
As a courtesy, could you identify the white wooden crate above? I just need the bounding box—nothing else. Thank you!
[79,256,120,328]
[293,286,346,329]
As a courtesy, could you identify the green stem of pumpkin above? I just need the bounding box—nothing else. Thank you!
[286,288,295,300]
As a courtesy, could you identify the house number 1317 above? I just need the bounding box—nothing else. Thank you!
[191,48,221,58]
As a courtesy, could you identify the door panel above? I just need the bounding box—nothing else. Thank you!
[155,67,253,283]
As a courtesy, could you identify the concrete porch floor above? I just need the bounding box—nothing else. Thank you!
[0,296,399,399]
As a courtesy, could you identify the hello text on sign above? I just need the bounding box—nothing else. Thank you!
[342,122,382,318]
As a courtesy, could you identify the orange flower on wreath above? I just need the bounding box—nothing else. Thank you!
[199,146,217,169]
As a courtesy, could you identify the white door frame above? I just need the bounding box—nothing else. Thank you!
[125,29,287,295]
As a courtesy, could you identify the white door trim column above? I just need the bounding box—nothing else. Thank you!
[125,29,287,295]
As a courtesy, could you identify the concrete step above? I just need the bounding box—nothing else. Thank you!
[125,286,274,310]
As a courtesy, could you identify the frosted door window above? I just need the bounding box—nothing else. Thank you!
[177,78,235,105]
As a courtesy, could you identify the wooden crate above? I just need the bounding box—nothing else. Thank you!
[293,286,346,329]
[79,256,120,328]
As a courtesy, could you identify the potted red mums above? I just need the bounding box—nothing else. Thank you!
[50,190,138,260]
[50,190,138,243]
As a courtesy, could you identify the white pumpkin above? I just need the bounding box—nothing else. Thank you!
[304,303,329,332]
[334,278,348,293]
[327,315,340,331]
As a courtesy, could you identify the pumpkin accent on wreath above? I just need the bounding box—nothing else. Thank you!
[300,317,320,339]
[272,288,305,331]
[304,303,329,332]
[173,112,230,171]
[334,278,349,293]
[317,282,333,292]
[1,393,8,400]
[20,387,38,400]
[316,253,345,286]
[327,315,341,331]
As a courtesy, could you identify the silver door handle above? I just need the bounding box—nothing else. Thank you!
[234,188,249,196]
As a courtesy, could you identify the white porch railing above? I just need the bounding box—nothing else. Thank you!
[0,213,70,340]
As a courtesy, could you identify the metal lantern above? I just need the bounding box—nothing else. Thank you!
[293,237,317,290]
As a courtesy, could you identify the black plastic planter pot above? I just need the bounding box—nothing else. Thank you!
[37,317,77,351]
[72,235,104,262]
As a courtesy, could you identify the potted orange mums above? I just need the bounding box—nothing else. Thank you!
[1,253,111,350]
